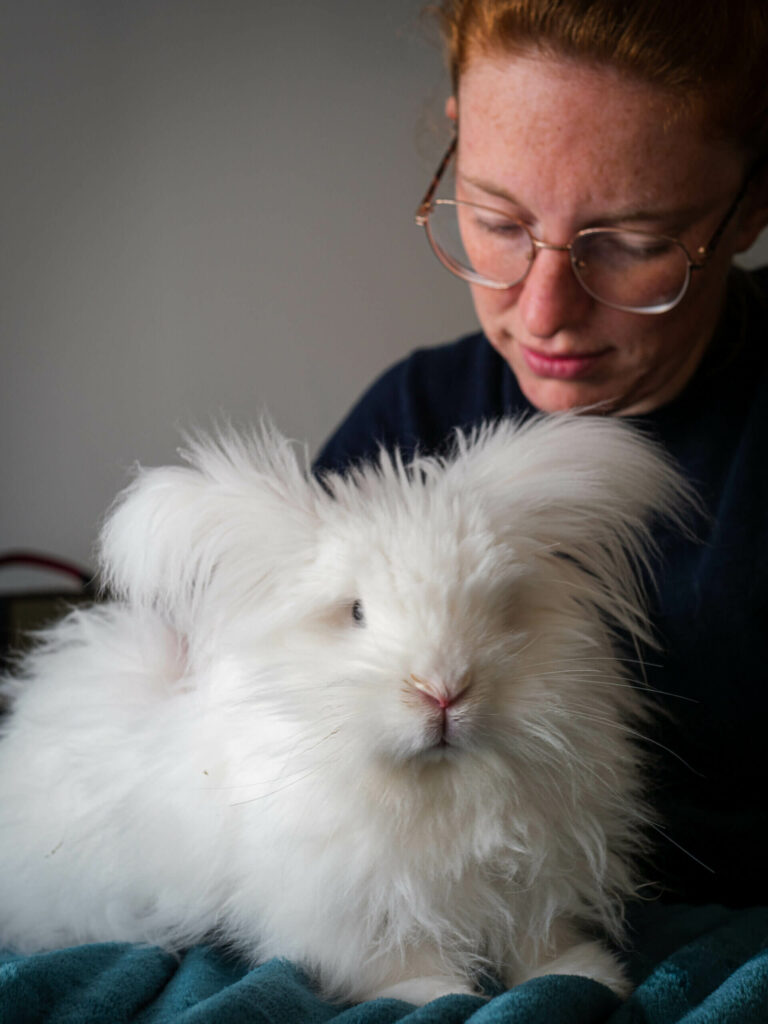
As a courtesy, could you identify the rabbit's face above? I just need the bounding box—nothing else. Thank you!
[254,487,550,774]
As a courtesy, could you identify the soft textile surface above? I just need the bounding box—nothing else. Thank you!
[1,904,767,1023]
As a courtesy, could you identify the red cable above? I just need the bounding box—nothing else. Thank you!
[0,551,93,588]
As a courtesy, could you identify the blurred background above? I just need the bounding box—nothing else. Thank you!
[2,0,767,591]
[1,0,477,589]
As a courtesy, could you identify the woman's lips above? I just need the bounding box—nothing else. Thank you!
[520,344,611,380]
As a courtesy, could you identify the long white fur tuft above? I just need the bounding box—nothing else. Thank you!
[0,414,697,1005]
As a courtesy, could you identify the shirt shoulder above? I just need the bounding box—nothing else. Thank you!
[314,331,530,473]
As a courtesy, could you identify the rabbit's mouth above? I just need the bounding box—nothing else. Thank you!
[419,710,472,759]
[416,738,461,764]
[426,732,452,755]
[435,710,462,749]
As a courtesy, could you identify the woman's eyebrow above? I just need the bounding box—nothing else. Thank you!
[457,173,522,207]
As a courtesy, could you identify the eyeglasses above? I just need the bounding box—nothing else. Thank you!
[415,136,752,314]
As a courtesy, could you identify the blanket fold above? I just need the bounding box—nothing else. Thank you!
[1,904,766,1023]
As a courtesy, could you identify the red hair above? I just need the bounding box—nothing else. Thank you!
[433,0,768,157]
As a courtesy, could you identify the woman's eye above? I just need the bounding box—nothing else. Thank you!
[351,599,366,626]
[586,232,673,262]
[473,214,527,240]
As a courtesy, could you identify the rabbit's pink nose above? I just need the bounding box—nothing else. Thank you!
[410,673,469,709]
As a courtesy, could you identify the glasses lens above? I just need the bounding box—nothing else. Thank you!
[571,229,690,313]
[426,200,534,288]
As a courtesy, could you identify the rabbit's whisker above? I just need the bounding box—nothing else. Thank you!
[524,704,698,775]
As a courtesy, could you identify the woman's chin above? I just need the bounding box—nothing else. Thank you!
[516,373,623,414]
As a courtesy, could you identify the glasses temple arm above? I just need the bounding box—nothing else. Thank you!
[693,163,759,266]
[415,135,458,225]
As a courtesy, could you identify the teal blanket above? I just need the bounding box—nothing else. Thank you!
[1,904,767,1023]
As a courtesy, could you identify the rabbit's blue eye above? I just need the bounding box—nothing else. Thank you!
[351,600,365,626]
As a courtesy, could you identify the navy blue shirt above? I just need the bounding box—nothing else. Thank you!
[315,267,768,909]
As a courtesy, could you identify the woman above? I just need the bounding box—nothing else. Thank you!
[316,0,768,911]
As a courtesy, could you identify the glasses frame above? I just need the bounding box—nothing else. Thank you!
[415,135,754,314]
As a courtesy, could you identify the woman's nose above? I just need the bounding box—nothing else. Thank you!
[516,246,594,338]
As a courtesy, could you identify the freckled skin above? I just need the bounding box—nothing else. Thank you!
[450,52,767,414]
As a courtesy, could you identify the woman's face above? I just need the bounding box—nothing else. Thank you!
[452,52,764,414]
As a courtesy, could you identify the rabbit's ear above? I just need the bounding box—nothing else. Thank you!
[446,415,697,640]
[454,415,693,537]
[99,425,318,626]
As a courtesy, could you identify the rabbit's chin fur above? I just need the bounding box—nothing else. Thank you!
[0,415,693,1005]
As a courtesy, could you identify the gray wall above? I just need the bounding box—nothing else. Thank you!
[2,1,767,587]
[1,0,477,585]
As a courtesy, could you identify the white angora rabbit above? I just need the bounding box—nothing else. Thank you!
[0,416,690,1005]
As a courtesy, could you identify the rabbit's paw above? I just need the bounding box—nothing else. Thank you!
[519,940,632,999]
[370,974,481,1005]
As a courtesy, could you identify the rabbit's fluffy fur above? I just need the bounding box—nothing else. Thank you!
[0,416,689,1005]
